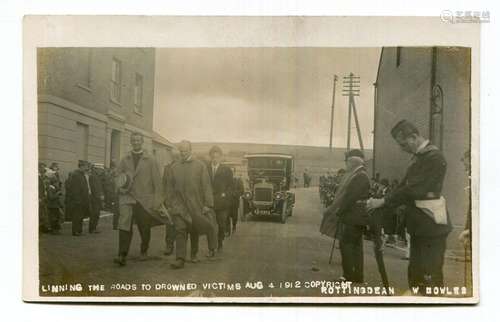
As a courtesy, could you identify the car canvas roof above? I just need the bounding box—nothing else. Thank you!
[244,153,293,159]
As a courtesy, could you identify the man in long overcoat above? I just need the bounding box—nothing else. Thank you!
[165,140,217,269]
[114,132,162,266]
[320,149,370,283]
[66,160,91,236]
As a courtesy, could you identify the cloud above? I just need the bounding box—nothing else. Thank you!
[154,47,380,147]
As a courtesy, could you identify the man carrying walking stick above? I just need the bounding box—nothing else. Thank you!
[320,149,370,283]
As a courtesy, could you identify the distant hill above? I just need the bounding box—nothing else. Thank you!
[191,142,373,186]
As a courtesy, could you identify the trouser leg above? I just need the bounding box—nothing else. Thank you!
[189,230,199,258]
[72,206,83,234]
[422,235,448,287]
[89,199,100,232]
[133,203,151,254]
[230,204,239,228]
[339,224,353,281]
[173,216,188,261]
[119,227,133,257]
[215,209,228,248]
[48,208,61,232]
[351,226,364,283]
[340,224,364,282]
[408,235,424,289]
[112,201,120,230]
[165,223,175,251]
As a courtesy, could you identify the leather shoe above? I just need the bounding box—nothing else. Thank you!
[113,255,126,266]
[164,247,173,256]
[206,250,216,261]
[170,259,185,269]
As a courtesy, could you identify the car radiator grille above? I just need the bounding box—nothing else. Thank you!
[254,187,273,202]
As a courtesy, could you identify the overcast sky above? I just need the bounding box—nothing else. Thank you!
[153,47,381,148]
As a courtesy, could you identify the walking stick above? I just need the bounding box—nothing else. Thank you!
[369,208,390,288]
[328,218,342,265]
[328,236,337,264]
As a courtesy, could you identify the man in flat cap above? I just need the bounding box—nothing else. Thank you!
[207,145,234,251]
[320,149,370,283]
[367,120,452,291]
[66,160,91,236]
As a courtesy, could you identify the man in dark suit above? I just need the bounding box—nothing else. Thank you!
[67,160,91,236]
[321,149,370,283]
[228,174,244,234]
[207,145,233,251]
[88,164,105,233]
[38,162,50,233]
[367,120,452,290]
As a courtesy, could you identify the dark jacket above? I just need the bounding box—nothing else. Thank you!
[335,167,371,226]
[230,177,244,208]
[320,166,370,238]
[89,172,104,201]
[66,169,91,210]
[384,143,452,237]
[207,163,233,210]
[47,178,62,209]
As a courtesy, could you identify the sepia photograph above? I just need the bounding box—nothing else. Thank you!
[23,16,480,303]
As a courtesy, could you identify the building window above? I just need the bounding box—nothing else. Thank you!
[77,48,92,90]
[76,122,89,162]
[134,73,143,114]
[430,84,444,149]
[396,47,402,67]
[111,58,122,103]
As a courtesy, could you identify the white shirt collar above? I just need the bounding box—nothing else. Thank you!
[350,165,364,174]
[416,139,430,154]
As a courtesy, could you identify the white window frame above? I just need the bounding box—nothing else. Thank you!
[110,58,122,103]
[134,72,143,114]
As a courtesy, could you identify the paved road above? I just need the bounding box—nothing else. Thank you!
[39,187,471,298]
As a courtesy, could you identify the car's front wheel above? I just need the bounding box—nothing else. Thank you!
[280,200,288,224]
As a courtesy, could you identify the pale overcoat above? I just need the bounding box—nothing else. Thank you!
[118,150,162,231]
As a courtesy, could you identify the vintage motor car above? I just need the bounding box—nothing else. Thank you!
[241,153,295,223]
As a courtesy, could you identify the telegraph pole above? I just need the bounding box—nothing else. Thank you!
[329,75,338,151]
[342,73,364,152]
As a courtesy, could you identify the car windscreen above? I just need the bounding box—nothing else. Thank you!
[247,157,286,169]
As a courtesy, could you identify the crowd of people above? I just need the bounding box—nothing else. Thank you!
[38,161,117,235]
[38,132,246,271]
[38,133,245,270]
[38,120,472,291]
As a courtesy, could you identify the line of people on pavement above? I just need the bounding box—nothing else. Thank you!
[38,161,112,236]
